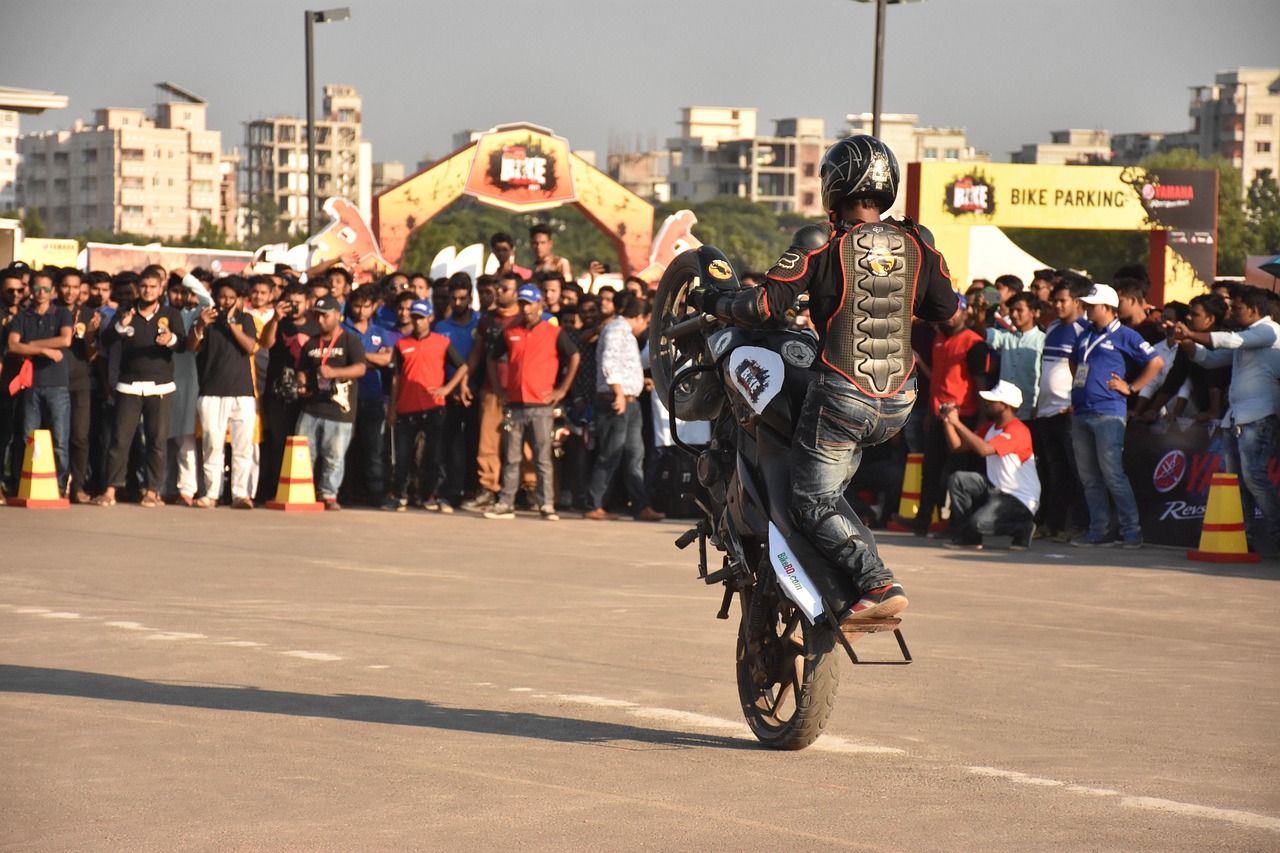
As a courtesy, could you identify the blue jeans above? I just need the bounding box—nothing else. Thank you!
[296,413,354,500]
[791,372,916,593]
[1223,415,1280,545]
[351,400,388,500]
[1072,412,1140,539]
[24,385,71,494]
[587,398,647,513]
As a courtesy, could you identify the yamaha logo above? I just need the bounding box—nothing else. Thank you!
[1152,450,1187,494]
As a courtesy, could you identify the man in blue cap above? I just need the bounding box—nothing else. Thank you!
[385,298,468,511]
[484,284,579,520]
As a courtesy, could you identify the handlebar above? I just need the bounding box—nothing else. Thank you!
[664,313,713,341]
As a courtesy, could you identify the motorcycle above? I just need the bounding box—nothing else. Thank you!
[650,246,912,751]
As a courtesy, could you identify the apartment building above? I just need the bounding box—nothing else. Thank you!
[1010,129,1112,166]
[1182,68,1280,188]
[641,108,831,216]
[0,86,70,211]
[1,111,18,211]
[16,84,219,239]
[243,85,372,237]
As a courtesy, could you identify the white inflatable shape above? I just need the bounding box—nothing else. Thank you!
[430,246,456,280]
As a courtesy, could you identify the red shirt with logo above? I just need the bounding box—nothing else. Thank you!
[393,332,463,414]
[493,319,577,405]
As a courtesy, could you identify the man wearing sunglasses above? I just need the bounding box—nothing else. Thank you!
[6,268,74,496]
[1,269,29,501]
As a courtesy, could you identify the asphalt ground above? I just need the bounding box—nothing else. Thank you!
[2,506,1277,852]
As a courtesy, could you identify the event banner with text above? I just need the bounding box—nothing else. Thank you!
[909,163,1217,294]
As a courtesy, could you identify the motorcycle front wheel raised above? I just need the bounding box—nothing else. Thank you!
[736,575,841,750]
[648,248,725,422]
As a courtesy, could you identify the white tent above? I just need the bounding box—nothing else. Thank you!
[966,225,1050,286]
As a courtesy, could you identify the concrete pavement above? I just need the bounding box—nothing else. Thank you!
[2,506,1277,851]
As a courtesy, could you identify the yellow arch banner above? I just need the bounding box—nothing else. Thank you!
[374,123,653,276]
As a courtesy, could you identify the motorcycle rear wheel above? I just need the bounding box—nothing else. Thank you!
[736,577,840,750]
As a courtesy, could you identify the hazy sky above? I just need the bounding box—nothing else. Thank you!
[6,0,1279,169]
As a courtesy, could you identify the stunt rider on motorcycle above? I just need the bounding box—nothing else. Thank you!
[693,135,958,623]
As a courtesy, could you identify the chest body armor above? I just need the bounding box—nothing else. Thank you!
[823,222,918,397]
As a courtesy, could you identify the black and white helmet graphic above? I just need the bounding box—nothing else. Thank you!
[819,135,900,214]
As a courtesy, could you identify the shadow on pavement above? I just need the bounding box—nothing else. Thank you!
[0,665,756,751]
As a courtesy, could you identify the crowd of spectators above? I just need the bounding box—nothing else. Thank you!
[894,267,1280,556]
[0,225,674,523]
[3,233,1278,554]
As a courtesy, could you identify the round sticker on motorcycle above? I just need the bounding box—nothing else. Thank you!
[708,260,733,281]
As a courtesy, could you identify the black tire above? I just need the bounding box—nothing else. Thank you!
[648,250,724,422]
[736,576,841,750]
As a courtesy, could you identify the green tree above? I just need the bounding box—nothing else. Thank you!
[393,196,809,279]
[1140,148,1259,275]
[184,216,236,250]
[1001,228,1148,282]
[22,207,46,238]
[1247,169,1280,255]
[656,198,801,275]
[74,228,160,246]
[244,193,292,246]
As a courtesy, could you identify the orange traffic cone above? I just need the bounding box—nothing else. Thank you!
[265,436,324,512]
[10,429,68,508]
[1187,473,1260,564]
[888,452,944,532]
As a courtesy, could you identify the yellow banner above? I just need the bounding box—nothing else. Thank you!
[20,237,80,268]
[914,163,1157,230]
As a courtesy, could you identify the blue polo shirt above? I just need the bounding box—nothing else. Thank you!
[343,318,400,402]
[432,311,479,379]
[1071,318,1158,417]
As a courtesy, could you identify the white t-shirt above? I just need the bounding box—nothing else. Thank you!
[980,419,1041,514]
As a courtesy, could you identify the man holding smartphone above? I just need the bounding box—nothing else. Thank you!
[256,283,316,503]
[189,276,259,508]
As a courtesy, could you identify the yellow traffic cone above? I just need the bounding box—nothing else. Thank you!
[888,453,944,532]
[1187,473,1260,564]
[11,429,69,508]
[265,436,324,512]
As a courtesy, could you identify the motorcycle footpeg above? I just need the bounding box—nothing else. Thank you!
[674,528,699,550]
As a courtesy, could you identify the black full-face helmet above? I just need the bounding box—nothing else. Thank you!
[819,135,900,215]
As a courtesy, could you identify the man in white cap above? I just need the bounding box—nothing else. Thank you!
[939,379,1041,550]
[1069,282,1163,548]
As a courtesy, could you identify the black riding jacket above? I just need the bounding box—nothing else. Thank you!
[712,218,958,398]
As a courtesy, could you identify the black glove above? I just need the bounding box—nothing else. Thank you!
[688,285,718,316]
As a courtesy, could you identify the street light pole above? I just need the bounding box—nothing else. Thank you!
[305,10,315,240]
[852,0,923,139]
[871,0,886,138]
[304,7,350,245]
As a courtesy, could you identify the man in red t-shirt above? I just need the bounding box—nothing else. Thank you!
[939,380,1040,549]
[385,299,467,512]
[903,296,991,535]
[483,284,579,520]
[460,272,524,511]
